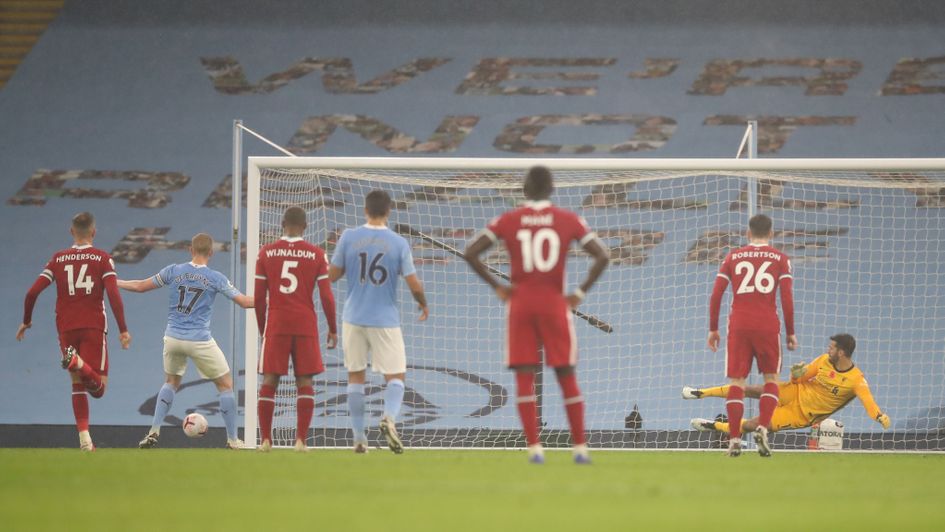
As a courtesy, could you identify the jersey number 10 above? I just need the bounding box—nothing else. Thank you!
[516,228,561,273]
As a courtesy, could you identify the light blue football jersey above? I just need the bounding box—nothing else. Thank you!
[152,262,240,341]
[331,224,416,328]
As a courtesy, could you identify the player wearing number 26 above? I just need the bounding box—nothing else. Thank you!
[17,212,131,451]
[255,207,338,452]
[708,213,796,457]
[464,166,610,465]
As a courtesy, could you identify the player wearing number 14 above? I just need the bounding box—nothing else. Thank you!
[708,214,796,457]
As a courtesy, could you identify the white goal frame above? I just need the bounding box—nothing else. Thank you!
[243,156,945,451]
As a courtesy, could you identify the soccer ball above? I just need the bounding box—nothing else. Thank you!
[182,413,208,438]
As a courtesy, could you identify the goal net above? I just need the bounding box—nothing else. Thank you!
[244,157,945,452]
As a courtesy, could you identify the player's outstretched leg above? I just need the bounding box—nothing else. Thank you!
[690,418,717,431]
[219,389,242,450]
[140,383,176,449]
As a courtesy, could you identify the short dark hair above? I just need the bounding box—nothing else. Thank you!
[71,212,95,236]
[523,166,553,200]
[191,233,214,256]
[282,206,307,229]
[749,214,773,238]
[830,333,856,357]
[365,189,392,218]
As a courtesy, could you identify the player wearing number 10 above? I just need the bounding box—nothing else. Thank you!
[255,207,338,452]
[708,213,797,457]
[464,166,610,465]
[17,212,131,451]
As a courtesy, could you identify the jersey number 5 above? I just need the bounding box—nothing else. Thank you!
[280,260,299,294]
[516,228,560,273]
[63,263,94,296]
[734,260,775,294]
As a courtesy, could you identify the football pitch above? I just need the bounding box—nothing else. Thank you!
[2,449,943,531]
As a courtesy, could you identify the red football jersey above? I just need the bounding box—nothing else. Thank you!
[485,200,593,292]
[41,245,118,333]
[713,243,794,333]
[255,237,331,336]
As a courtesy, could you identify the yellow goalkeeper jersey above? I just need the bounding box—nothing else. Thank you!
[791,353,882,422]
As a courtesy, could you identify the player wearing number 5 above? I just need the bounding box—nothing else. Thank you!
[465,166,610,465]
[708,214,797,457]
[329,190,428,454]
[17,212,131,451]
[255,207,338,452]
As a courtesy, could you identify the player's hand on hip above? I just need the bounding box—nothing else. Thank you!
[877,413,891,430]
[417,304,429,322]
[706,331,720,352]
[790,362,807,380]
[119,331,132,349]
[15,323,30,341]
[494,284,512,302]
[786,334,798,351]
[326,332,338,349]
[566,294,583,309]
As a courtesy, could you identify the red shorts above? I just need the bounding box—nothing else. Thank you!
[726,327,781,378]
[58,328,108,376]
[506,290,576,368]
[259,334,323,376]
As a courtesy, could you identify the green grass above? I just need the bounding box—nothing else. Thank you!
[2,449,944,531]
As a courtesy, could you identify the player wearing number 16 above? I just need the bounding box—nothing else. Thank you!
[464,166,610,465]
[17,212,131,451]
[708,213,797,457]
[254,207,338,452]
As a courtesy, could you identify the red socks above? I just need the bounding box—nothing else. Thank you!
[726,386,745,439]
[557,372,586,446]
[758,382,780,429]
[71,383,89,432]
[515,372,540,446]
[296,385,315,443]
[71,359,105,397]
[258,384,276,443]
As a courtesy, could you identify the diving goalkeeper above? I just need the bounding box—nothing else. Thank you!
[684,334,891,434]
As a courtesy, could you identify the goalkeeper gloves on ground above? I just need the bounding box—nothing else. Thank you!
[790,362,807,380]
[876,413,891,429]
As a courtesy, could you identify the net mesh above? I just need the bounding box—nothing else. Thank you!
[250,162,945,451]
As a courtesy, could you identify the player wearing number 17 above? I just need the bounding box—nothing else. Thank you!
[255,207,338,452]
[708,214,797,457]
[464,166,610,465]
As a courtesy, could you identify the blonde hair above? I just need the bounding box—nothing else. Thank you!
[191,233,214,257]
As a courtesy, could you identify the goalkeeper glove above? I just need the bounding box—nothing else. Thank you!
[790,362,807,380]
[876,413,891,430]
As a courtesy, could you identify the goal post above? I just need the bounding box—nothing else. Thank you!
[244,156,945,451]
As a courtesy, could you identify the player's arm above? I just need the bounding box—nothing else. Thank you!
[103,274,131,349]
[779,260,797,350]
[17,269,53,341]
[790,355,822,383]
[233,294,254,309]
[707,271,730,352]
[316,256,338,348]
[568,234,609,308]
[854,379,890,429]
[463,228,509,301]
[328,231,347,283]
[404,274,428,321]
[116,278,160,293]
